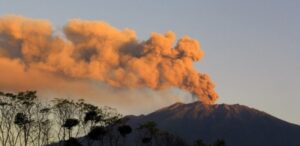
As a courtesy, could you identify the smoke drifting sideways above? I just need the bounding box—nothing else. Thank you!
[0,15,218,105]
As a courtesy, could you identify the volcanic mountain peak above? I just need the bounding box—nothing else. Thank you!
[151,101,268,120]
[128,101,300,146]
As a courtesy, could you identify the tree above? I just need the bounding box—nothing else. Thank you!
[37,107,52,146]
[84,110,98,123]
[14,113,30,126]
[138,121,159,146]
[0,92,18,146]
[101,106,122,146]
[14,91,38,146]
[87,126,107,146]
[76,99,101,137]
[118,125,132,145]
[62,118,80,139]
[14,113,31,146]
[84,109,102,131]
[52,98,78,144]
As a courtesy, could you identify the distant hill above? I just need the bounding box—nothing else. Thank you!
[127,102,300,146]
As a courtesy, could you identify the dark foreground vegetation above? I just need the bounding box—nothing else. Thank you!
[0,91,225,146]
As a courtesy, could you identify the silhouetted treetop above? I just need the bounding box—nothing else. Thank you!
[14,112,30,126]
[63,118,80,130]
[118,125,132,137]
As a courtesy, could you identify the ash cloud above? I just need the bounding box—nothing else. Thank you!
[0,15,218,104]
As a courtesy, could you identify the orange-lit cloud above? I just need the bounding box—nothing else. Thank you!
[0,15,218,106]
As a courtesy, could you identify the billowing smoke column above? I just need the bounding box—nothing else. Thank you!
[0,15,218,104]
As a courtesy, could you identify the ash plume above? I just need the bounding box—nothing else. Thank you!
[0,15,218,104]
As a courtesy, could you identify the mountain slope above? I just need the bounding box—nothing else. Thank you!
[127,102,300,146]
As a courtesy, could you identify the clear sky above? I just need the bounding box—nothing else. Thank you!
[0,0,299,124]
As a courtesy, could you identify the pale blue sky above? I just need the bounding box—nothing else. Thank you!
[1,0,299,124]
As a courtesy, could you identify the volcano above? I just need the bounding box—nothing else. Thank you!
[127,102,300,146]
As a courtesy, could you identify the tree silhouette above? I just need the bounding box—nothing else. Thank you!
[138,121,159,146]
[118,125,132,145]
[37,107,52,145]
[102,107,122,146]
[0,91,126,146]
[52,98,78,143]
[14,112,31,146]
[87,126,107,146]
[17,91,38,146]
[84,109,102,131]
[62,118,80,139]
[74,99,105,141]
[84,110,98,123]
[118,125,132,137]
[14,113,30,126]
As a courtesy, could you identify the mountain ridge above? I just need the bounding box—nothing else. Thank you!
[127,101,300,146]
